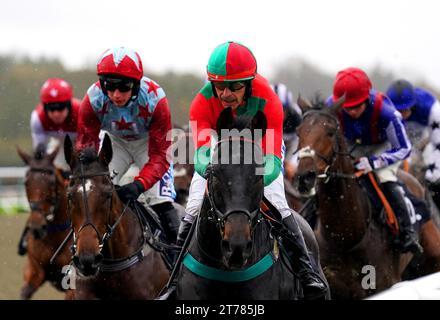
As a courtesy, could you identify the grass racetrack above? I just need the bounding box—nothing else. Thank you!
[0,214,63,300]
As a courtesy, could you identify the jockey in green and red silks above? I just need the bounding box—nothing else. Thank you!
[177,41,327,300]
[191,41,284,187]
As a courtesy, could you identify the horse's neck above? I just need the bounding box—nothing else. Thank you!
[317,143,370,248]
[106,196,143,259]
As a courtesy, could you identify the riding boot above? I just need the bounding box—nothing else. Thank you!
[176,218,193,247]
[381,182,423,254]
[281,214,327,300]
[151,202,180,244]
[17,226,30,256]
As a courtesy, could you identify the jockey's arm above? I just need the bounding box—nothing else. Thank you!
[30,110,49,149]
[135,98,172,190]
[370,113,412,169]
[76,95,101,151]
[190,94,213,178]
[262,94,284,186]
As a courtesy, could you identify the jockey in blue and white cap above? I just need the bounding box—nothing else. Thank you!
[387,79,440,206]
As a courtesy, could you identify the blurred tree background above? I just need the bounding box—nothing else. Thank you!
[0,54,438,166]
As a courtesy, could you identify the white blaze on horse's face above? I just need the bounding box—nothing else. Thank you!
[298,146,316,160]
[76,179,93,194]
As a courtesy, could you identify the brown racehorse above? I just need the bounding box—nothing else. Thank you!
[17,144,73,300]
[293,96,440,299]
[63,134,169,299]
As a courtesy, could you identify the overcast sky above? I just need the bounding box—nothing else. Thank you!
[2,0,440,89]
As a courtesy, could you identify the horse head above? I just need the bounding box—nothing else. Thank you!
[64,134,115,277]
[17,144,61,239]
[204,107,267,269]
[293,95,347,197]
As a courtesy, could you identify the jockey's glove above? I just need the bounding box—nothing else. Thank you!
[355,157,374,174]
[116,180,145,203]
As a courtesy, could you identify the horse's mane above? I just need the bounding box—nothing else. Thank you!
[231,114,255,131]
[310,94,328,110]
[34,144,46,160]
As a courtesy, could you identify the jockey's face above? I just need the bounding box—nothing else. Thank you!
[107,89,132,107]
[344,102,367,119]
[213,81,246,110]
[399,109,412,120]
[47,108,69,124]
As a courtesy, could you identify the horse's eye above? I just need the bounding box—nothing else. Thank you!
[327,130,335,138]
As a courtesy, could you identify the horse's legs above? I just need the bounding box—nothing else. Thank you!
[419,219,440,274]
[21,257,45,300]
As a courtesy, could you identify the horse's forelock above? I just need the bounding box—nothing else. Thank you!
[34,144,46,160]
[232,115,253,131]
[79,147,98,165]
[311,94,328,110]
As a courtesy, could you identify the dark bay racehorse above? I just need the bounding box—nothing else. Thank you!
[17,145,73,299]
[63,134,169,299]
[293,96,440,299]
[176,108,328,299]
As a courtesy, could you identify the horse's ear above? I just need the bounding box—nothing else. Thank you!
[99,133,113,166]
[331,94,346,114]
[64,134,73,166]
[16,146,31,165]
[47,145,60,164]
[216,107,234,138]
[251,110,267,138]
[297,94,312,114]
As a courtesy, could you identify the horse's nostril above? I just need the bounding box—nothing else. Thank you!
[221,239,231,253]
[244,240,253,257]
[72,255,80,267]
[245,240,253,253]
[299,171,316,186]
[305,171,316,182]
[95,253,104,265]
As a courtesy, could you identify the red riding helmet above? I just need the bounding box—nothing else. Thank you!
[40,78,73,104]
[97,47,143,80]
[332,67,372,108]
[207,41,257,82]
